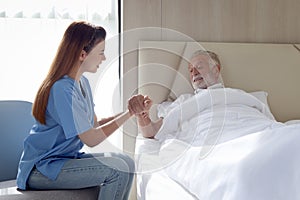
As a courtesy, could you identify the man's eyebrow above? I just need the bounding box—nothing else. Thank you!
[191,61,203,66]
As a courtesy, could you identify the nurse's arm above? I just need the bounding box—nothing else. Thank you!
[93,113,123,127]
[79,110,132,147]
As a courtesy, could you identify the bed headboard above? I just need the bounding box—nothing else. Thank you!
[138,41,300,122]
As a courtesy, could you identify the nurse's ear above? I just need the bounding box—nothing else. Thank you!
[79,50,87,61]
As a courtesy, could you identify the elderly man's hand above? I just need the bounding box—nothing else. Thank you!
[143,95,152,111]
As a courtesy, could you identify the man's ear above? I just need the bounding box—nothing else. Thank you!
[79,50,87,61]
[212,64,221,76]
[215,64,221,72]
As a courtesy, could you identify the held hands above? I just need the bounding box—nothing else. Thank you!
[128,94,153,117]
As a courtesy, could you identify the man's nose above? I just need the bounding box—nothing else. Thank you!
[191,67,199,75]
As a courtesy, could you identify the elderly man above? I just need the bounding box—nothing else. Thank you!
[129,50,223,138]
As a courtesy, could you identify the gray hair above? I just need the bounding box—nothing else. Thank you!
[190,50,221,68]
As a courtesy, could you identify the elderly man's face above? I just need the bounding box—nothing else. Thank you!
[188,54,220,90]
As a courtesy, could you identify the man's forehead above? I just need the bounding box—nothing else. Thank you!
[190,54,210,64]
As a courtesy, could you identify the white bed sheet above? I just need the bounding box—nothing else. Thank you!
[135,135,196,200]
[160,123,300,200]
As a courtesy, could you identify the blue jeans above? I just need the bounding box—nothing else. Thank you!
[27,153,135,200]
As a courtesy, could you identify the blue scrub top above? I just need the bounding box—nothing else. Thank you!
[17,75,95,190]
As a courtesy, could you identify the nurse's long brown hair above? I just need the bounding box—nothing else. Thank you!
[32,21,106,124]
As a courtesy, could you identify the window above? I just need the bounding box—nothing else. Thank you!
[0,0,122,151]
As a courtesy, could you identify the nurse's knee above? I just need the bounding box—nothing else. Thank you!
[119,154,135,173]
[108,153,135,173]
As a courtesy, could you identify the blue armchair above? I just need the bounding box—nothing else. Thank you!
[0,100,99,199]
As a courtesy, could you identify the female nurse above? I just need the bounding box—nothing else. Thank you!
[16,21,140,200]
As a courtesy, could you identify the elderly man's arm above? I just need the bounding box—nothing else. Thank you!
[136,111,163,138]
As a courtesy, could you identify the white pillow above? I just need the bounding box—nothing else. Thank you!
[284,120,300,125]
[249,91,269,106]
[249,91,275,120]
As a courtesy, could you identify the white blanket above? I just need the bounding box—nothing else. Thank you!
[153,88,300,199]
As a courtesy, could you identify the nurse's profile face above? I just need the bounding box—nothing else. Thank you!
[80,41,106,73]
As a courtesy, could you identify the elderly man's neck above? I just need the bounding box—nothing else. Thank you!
[194,82,224,94]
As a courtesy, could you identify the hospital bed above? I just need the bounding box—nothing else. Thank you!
[135,41,300,200]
